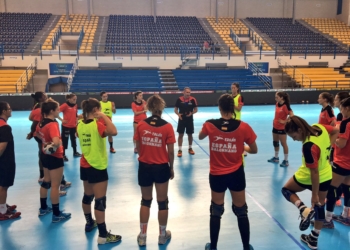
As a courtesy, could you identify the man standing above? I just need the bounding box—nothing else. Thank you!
[0,101,21,220]
[100,92,117,153]
[174,87,198,157]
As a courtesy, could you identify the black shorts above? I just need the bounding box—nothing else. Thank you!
[330,147,334,163]
[177,119,194,134]
[293,175,331,192]
[80,167,109,183]
[0,164,15,187]
[272,128,286,135]
[209,165,246,193]
[138,161,170,187]
[40,154,64,170]
[332,162,350,176]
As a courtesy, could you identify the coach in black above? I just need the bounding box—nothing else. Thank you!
[174,87,198,157]
[0,101,21,220]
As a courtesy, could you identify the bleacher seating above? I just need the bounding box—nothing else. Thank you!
[0,69,32,93]
[104,15,212,54]
[70,70,164,92]
[303,18,350,47]
[42,14,98,52]
[246,18,346,53]
[206,18,253,54]
[0,13,51,53]
[172,69,269,90]
[283,67,350,88]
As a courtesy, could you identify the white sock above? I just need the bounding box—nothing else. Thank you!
[159,225,166,236]
[284,154,288,161]
[274,151,279,158]
[0,204,6,214]
[313,229,320,235]
[179,146,182,150]
[189,145,192,149]
[325,211,333,222]
[294,200,301,208]
[140,223,148,237]
[342,206,349,218]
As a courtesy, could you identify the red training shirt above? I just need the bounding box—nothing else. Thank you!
[201,118,257,175]
[36,118,63,158]
[273,102,292,130]
[334,117,350,170]
[318,106,336,125]
[131,100,147,123]
[77,120,106,168]
[134,115,176,164]
[60,102,78,128]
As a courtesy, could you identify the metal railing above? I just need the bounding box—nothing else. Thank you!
[15,57,37,92]
[67,58,79,92]
[245,58,272,89]
[52,26,62,49]
[230,28,241,49]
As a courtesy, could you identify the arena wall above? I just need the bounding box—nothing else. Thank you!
[3,0,339,19]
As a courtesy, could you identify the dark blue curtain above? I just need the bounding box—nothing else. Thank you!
[337,0,343,15]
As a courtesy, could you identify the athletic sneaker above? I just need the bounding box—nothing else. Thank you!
[280,160,289,167]
[0,210,21,220]
[60,182,72,191]
[332,214,350,226]
[38,207,53,216]
[299,207,315,231]
[177,150,182,157]
[267,157,279,163]
[52,211,71,223]
[188,148,195,155]
[310,219,334,229]
[63,155,69,162]
[205,243,215,250]
[97,231,122,244]
[335,199,342,206]
[134,147,138,154]
[60,190,67,197]
[73,152,82,157]
[137,233,147,246]
[158,230,171,245]
[110,148,116,153]
[6,204,17,212]
[85,220,97,232]
[300,231,318,250]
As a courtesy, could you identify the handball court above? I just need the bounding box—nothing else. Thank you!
[0,104,349,250]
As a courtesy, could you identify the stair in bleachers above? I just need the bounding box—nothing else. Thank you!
[92,16,109,53]
[172,69,269,91]
[159,70,178,90]
[70,69,164,92]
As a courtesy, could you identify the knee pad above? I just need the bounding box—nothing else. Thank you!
[314,204,325,221]
[141,198,153,208]
[82,194,94,205]
[158,198,169,211]
[273,141,279,148]
[326,185,338,203]
[342,184,350,207]
[232,203,248,218]
[41,181,51,189]
[94,196,106,212]
[210,201,225,218]
[281,187,295,202]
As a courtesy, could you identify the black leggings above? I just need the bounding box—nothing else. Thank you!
[61,125,77,153]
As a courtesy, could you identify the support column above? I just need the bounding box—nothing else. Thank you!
[87,0,91,21]
[66,0,69,20]
[153,0,157,23]
[292,0,296,24]
[234,0,237,23]
[216,0,218,23]
[4,0,7,12]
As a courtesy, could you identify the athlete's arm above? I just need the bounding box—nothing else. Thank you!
[335,121,349,148]
[192,107,198,114]
[112,102,116,114]
[51,136,61,148]
[310,167,320,208]
[198,130,207,140]
[244,141,257,154]
[99,112,117,136]
[0,142,8,157]
[327,126,339,145]
[335,138,347,149]
[167,143,175,180]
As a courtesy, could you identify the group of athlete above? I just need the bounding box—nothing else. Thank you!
[0,85,349,250]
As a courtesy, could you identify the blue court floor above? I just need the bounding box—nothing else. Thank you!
[0,104,349,250]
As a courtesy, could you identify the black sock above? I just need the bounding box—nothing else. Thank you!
[73,147,77,154]
[61,175,66,185]
[40,198,47,210]
[84,213,93,225]
[210,214,220,249]
[237,215,250,250]
[52,203,60,216]
[109,142,113,148]
[39,170,44,179]
[97,222,108,237]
